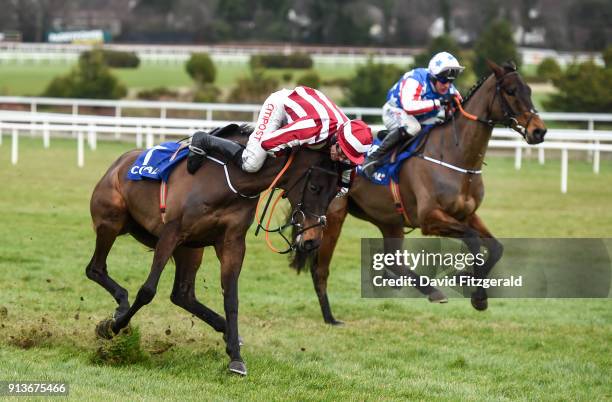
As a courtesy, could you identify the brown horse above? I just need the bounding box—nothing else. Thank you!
[86,124,341,375]
[292,61,547,324]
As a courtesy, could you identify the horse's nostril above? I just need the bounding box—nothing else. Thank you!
[534,128,547,137]
[300,239,319,252]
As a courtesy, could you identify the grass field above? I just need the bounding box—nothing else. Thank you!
[0,61,555,111]
[0,62,357,96]
[0,137,610,401]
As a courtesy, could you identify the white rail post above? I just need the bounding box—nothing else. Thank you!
[561,148,568,194]
[0,121,3,146]
[146,126,154,148]
[538,147,545,165]
[136,125,143,148]
[593,140,600,174]
[586,120,594,162]
[11,128,18,165]
[88,123,96,150]
[115,106,122,139]
[77,131,84,167]
[160,107,167,142]
[514,145,522,170]
[43,121,50,148]
[206,109,212,121]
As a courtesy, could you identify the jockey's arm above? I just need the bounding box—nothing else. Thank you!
[399,78,442,115]
[259,117,323,154]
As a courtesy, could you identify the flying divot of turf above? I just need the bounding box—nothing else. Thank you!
[92,325,150,366]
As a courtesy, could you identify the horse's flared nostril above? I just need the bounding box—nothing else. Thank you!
[300,239,319,253]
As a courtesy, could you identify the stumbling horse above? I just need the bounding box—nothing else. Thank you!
[291,60,548,324]
[87,124,341,375]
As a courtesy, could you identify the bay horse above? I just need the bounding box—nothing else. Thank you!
[87,124,341,375]
[292,60,547,324]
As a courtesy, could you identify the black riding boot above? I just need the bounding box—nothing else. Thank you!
[187,131,245,174]
[362,127,410,178]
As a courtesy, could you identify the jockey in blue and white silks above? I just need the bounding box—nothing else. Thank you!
[362,52,465,178]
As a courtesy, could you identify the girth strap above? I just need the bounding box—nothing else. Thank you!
[388,149,412,226]
[159,144,189,223]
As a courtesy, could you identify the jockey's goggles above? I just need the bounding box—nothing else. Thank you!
[435,68,462,83]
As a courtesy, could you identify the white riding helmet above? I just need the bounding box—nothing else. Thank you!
[428,52,465,82]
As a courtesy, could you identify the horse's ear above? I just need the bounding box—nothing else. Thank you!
[505,60,518,71]
[486,59,504,79]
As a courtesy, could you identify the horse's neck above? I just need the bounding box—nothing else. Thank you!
[234,154,294,195]
[427,77,496,170]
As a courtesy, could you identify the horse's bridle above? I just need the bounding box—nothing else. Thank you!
[255,165,337,254]
[488,71,539,137]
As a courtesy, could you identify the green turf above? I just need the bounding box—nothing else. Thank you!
[0,62,356,97]
[0,137,610,401]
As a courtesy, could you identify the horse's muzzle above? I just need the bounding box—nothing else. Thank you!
[527,127,547,144]
[298,239,320,253]
[531,128,547,144]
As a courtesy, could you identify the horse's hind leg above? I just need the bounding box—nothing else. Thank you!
[88,179,131,317]
[86,224,130,317]
[108,221,182,335]
[170,246,226,334]
[313,196,349,325]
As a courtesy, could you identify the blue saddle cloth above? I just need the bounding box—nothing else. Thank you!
[357,127,431,185]
[127,142,189,182]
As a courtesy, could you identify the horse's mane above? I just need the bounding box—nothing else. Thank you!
[435,61,518,128]
[208,123,254,146]
[213,123,253,138]
[462,62,516,104]
[460,75,490,107]
[238,124,254,136]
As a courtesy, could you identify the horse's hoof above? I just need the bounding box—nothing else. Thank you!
[326,319,344,326]
[471,296,488,311]
[428,289,448,304]
[95,319,116,340]
[228,360,247,376]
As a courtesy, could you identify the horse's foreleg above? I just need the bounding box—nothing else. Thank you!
[314,196,349,325]
[110,221,181,334]
[466,214,504,310]
[214,233,247,376]
[421,209,485,307]
[170,246,226,333]
[378,223,448,303]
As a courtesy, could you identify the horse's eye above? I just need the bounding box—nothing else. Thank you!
[506,88,516,96]
[308,184,320,193]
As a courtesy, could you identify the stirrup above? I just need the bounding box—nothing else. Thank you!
[188,144,206,156]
